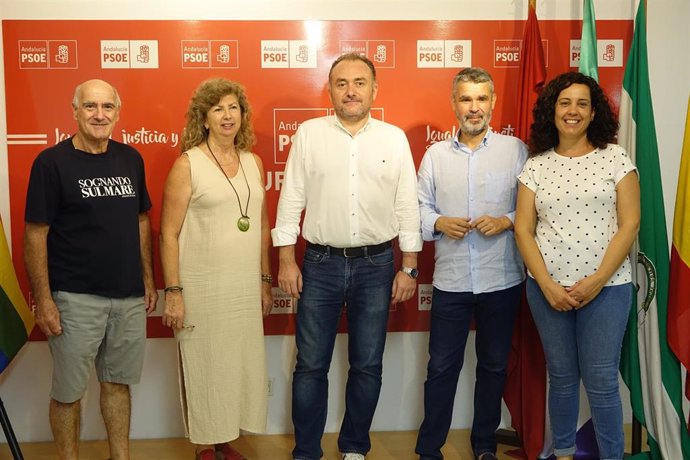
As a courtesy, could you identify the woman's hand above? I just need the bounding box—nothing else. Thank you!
[540,279,580,311]
[261,282,274,318]
[162,291,185,329]
[566,274,606,309]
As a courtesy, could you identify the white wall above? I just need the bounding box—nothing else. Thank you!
[1,0,689,444]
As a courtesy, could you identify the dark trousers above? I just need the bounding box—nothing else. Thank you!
[416,284,522,459]
[291,246,395,460]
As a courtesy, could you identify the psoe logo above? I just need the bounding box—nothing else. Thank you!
[418,284,433,311]
[19,40,79,69]
[50,41,78,68]
[603,43,615,62]
[273,108,330,164]
[181,40,239,68]
[211,41,239,68]
[261,40,317,68]
[271,287,297,314]
[290,40,316,68]
[101,40,159,69]
[417,40,472,68]
[367,40,395,68]
[261,40,289,68]
[598,40,623,67]
[569,40,582,67]
[338,40,396,68]
[181,40,210,68]
[19,40,49,68]
[18,40,78,70]
[417,40,445,68]
[445,40,472,67]
[494,40,521,68]
[570,39,623,68]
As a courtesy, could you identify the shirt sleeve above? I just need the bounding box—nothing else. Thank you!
[271,126,306,247]
[506,140,530,223]
[517,156,538,192]
[612,144,637,184]
[417,151,442,241]
[137,151,152,213]
[25,153,59,224]
[395,133,423,252]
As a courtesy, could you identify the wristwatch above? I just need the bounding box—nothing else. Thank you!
[401,267,419,279]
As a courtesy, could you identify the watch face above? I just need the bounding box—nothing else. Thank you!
[403,267,418,279]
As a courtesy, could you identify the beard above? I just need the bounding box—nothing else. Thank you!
[460,115,489,136]
[335,101,369,123]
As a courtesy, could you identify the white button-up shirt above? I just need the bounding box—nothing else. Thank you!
[272,115,422,252]
[417,129,527,293]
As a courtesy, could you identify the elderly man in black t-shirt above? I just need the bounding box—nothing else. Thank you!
[24,79,157,460]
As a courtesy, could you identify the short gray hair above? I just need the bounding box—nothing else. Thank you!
[451,67,494,99]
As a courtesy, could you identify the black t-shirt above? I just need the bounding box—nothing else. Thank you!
[25,138,152,298]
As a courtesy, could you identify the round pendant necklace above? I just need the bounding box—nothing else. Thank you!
[206,138,251,232]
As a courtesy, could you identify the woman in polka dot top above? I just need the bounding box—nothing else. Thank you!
[514,71,640,460]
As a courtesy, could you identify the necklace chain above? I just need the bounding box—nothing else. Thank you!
[206,138,251,220]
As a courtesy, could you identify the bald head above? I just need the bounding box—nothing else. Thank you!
[72,79,121,110]
[71,79,121,153]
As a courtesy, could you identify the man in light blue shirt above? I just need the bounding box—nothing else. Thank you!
[415,68,527,460]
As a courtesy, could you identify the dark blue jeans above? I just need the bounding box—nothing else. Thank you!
[291,246,395,460]
[416,284,522,460]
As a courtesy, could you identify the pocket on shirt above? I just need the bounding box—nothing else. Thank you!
[484,171,513,204]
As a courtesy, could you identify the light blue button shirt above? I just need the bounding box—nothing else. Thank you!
[417,129,528,293]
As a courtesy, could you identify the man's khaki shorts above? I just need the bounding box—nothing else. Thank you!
[48,291,146,403]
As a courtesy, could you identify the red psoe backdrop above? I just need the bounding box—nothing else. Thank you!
[3,19,631,339]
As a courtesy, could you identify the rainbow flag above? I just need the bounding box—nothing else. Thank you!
[0,217,34,373]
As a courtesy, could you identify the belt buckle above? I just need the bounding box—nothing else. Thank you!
[343,247,355,258]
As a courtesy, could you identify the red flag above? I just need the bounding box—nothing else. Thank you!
[668,96,690,429]
[503,2,547,458]
[514,2,547,141]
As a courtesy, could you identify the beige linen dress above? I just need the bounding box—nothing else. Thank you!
[176,146,267,444]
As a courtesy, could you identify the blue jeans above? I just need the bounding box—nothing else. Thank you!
[526,278,632,460]
[415,284,522,460]
[291,246,395,460]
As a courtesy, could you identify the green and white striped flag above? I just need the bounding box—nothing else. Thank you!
[618,2,690,459]
[578,0,599,81]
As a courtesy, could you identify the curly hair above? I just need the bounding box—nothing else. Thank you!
[181,78,255,153]
[528,71,618,155]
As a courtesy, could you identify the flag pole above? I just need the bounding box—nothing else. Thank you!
[628,0,647,455]
[0,396,24,460]
[631,419,642,454]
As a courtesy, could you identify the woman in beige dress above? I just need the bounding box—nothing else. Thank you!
[160,78,273,460]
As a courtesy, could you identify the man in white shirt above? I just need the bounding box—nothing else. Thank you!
[415,68,527,460]
[272,53,422,460]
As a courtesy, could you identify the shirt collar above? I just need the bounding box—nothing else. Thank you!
[451,128,493,153]
[333,114,373,136]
